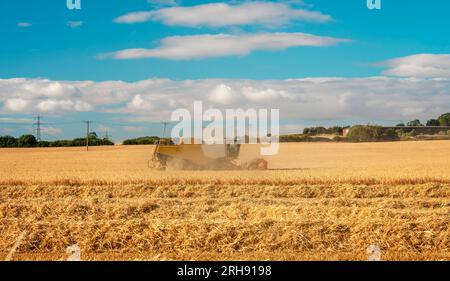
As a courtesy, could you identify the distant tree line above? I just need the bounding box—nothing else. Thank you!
[302,126,346,136]
[279,134,342,143]
[0,132,113,148]
[347,125,450,142]
[282,112,450,143]
[396,113,450,127]
[122,136,160,145]
[5,113,448,147]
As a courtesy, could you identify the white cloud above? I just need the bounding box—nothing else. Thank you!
[115,12,152,24]
[114,2,331,26]
[67,21,83,28]
[37,100,78,112]
[17,22,32,28]
[209,84,239,105]
[1,77,449,123]
[127,94,154,111]
[242,86,294,102]
[0,78,96,113]
[101,33,348,60]
[5,98,31,112]
[74,100,92,111]
[382,54,450,78]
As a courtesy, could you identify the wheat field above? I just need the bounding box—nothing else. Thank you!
[0,141,449,260]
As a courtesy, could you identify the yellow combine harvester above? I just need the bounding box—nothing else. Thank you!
[152,139,268,170]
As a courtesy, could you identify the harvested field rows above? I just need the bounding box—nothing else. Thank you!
[0,142,449,260]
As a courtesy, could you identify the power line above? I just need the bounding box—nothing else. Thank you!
[34,115,42,142]
[104,130,113,141]
[83,120,93,151]
[161,122,170,139]
[1,117,174,142]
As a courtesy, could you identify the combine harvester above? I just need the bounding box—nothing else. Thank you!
[152,139,268,170]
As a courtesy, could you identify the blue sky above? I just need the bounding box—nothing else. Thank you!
[1,0,450,141]
[2,0,450,80]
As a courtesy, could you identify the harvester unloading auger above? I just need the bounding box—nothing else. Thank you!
[152,139,268,170]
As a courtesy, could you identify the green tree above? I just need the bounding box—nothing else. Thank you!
[17,135,37,147]
[426,119,440,126]
[347,126,383,142]
[302,126,344,136]
[329,126,345,135]
[50,140,71,147]
[438,113,450,126]
[0,136,17,147]
[38,141,51,147]
[383,128,399,140]
[407,119,423,127]
[347,125,399,142]
[123,136,160,145]
[396,123,405,127]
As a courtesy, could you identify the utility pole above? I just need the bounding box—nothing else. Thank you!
[84,120,93,151]
[34,115,42,142]
[161,122,169,139]
[159,121,170,145]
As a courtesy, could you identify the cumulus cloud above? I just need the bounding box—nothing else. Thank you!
[114,2,331,26]
[127,94,155,112]
[1,77,449,123]
[382,54,450,78]
[101,33,348,60]
[0,78,113,114]
[242,86,295,102]
[209,84,239,105]
[5,98,31,112]
[37,100,75,112]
